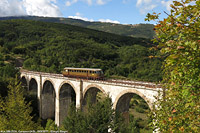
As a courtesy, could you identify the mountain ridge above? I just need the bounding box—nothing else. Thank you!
[0,16,155,39]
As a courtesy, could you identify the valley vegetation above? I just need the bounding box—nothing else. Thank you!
[0,19,157,132]
[0,19,162,82]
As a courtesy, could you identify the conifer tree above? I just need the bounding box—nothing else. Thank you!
[0,76,39,130]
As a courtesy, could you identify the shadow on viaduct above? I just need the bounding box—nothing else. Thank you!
[20,69,161,126]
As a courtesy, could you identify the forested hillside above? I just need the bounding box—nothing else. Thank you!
[0,16,155,38]
[0,19,162,82]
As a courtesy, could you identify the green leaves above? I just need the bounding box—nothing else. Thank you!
[63,94,116,133]
[146,0,200,132]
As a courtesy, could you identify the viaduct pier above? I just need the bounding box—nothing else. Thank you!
[20,69,162,126]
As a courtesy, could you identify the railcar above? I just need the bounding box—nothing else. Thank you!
[62,67,104,80]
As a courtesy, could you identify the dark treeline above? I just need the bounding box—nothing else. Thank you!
[0,19,162,82]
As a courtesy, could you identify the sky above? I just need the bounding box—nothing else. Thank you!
[0,0,174,24]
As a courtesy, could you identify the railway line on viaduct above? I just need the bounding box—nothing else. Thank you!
[20,69,162,126]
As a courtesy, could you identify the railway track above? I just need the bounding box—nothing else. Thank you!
[20,69,161,89]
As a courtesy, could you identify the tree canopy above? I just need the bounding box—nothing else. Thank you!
[146,0,200,132]
[0,19,162,82]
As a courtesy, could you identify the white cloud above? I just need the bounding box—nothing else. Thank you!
[76,12,81,16]
[68,12,94,22]
[98,19,120,24]
[96,0,111,5]
[0,0,26,17]
[65,0,110,6]
[86,0,92,5]
[68,12,120,24]
[65,0,78,6]
[136,0,152,7]
[122,0,131,4]
[136,0,183,14]
[96,0,105,5]
[23,0,62,17]
[66,1,71,6]
[161,0,173,11]
[136,0,158,14]
[96,0,104,5]
[140,4,157,14]
[0,0,62,17]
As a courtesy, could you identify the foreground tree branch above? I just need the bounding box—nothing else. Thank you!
[146,0,200,132]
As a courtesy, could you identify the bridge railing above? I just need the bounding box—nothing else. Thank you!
[20,69,162,90]
[84,79,161,91]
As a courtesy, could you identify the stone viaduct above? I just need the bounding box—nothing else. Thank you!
[20,69,162,126]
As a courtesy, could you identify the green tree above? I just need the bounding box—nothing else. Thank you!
[45,119,59,131]
[63,93,126,133]
[0,76,40,130]
[146,0,200,132]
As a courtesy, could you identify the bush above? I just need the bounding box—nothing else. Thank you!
[135,106,145,113]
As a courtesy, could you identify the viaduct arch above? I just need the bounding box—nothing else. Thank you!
[113,89,153,111]
[58,82,76,125]
[42,80,56,120]
[20,70,161,126]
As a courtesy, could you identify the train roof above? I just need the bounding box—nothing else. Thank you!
[64,67,102,71]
